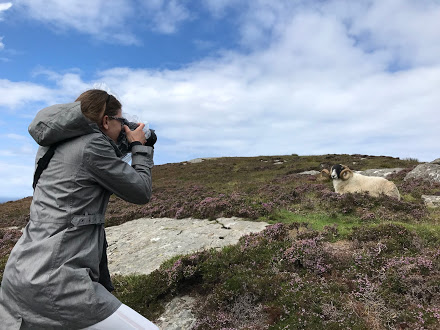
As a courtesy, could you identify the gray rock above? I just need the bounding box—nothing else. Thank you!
[298,170,320,175]
[105,217,268,276]
[405,161,440,183]
[186,157,220,164]
[155,296,197,330]
[187,158,204,163]
[356,168,404,178]
[421,195,440,208]
[4,226,20,231]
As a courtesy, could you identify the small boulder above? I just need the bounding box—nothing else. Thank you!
[187,157,220,164]
[405,160,440,183]
[299,170,320,175]
[357,168,404,178]
[155,296,197,330]
[421,195,440,208]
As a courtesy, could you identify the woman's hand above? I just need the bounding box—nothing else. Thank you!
[124,123,146,145]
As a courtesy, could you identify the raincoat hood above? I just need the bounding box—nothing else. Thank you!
[28,102,97,146]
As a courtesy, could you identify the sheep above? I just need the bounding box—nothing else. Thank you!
[320,164,401,200]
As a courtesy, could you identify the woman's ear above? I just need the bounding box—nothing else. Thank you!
[101,115,110,130]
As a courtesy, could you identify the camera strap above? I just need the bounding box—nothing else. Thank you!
[32,137,76,190]
[32,143,59,190]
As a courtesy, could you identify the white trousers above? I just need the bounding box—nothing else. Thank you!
[83,304,159,330]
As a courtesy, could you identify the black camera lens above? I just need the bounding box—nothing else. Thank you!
[126,121,139,130]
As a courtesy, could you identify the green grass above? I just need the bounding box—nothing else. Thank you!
[263,210,365,235]
[262,210,440,247]
[399,221,440,247]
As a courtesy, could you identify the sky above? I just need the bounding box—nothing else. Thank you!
[0,0,440,202]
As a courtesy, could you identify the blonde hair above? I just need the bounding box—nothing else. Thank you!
[75,89,121,124]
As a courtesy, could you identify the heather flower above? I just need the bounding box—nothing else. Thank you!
[281,237,331,275]
[0,228,23,283]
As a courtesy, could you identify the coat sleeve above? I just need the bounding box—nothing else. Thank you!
[84,136,154,204]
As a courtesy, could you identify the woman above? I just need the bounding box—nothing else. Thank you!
[0,90,158,329]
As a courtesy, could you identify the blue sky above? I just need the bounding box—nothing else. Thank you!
[1,0,440,202]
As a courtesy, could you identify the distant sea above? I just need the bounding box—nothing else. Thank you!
[0,197,24,204]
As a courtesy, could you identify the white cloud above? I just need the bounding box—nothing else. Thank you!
[139,0,191,34]
[0,70,91,110]
[0,160,34,199]
[202,0,241,18]
[92,56,439,164]
[0,36,4,50]
[211,0,440,68]
[15,0,138,44]
[90,2,439,162]
[0,135,39,199]
[32,69,90,96]
[0,79,49,109]
[14,0,193,43]
[0,2,12,10]
[0,136,37,200]
[0,1,12,20]
[0,142,36,157]
[0,79,55,109]
[5,133,28,141]
[326,0,440,67]
[10,0,440,53]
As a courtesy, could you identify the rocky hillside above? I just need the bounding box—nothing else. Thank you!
[0,153,426,229]
[1,154,440,329]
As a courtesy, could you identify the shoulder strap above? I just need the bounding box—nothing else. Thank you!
[32,143,59,190]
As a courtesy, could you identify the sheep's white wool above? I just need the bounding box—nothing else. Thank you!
[332,172,401,200]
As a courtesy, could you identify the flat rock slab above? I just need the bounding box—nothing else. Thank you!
[105,217,269,276]
[422,195,440,208]
[185,157,220,164]
[155,296,197,330]
[299,170,320,175]
[357,168,404,177]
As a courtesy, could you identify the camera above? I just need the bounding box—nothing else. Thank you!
[116,120,152,155]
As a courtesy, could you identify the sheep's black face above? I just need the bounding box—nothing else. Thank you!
[331,164,345,179]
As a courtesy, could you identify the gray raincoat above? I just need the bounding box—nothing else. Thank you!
[0,102,154,329]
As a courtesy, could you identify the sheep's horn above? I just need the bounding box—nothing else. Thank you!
[318,169,331,181]
[340,168,353,180]
[321,169,330,177]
